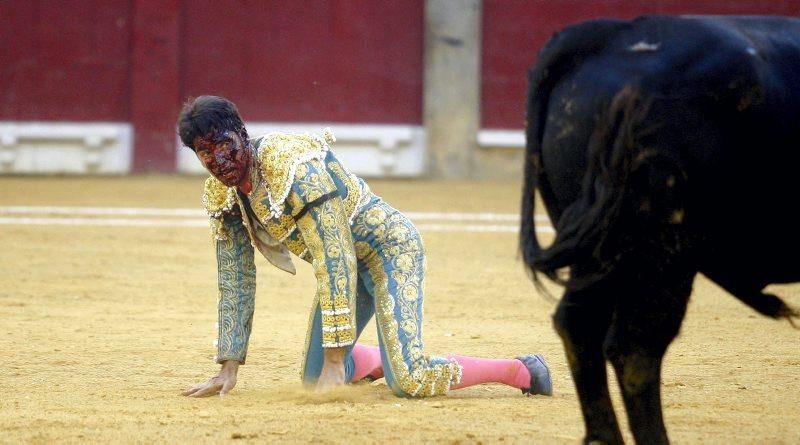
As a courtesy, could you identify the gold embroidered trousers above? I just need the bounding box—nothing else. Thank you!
[300,197,462,397]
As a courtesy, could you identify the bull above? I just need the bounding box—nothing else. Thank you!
[520,15,800,444]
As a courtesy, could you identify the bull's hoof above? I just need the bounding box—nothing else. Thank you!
[517,354,553,396]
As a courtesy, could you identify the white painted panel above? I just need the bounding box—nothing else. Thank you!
[177,123,427,177]
[0,122,133,174]
[477,129,525,149]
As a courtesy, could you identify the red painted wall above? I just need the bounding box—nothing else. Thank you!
[4,1,799,170]
[180,1,425,124]
[481,0,800,129]
[1,0,423,171]
[0,0,132,121]
[131,0,180,171]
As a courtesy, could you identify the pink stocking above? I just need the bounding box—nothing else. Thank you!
[445,355,530,390]
[350,344,384,382]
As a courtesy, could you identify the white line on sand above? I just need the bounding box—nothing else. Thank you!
[0,206,554,233]
[0,206,551,222]
[0,206,203,217]
[0,217,208,227]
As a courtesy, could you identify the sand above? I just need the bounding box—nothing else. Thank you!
[1,176,798,444]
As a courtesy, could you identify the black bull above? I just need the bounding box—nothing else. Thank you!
[520,15,800,444]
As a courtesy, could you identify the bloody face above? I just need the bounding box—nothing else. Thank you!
[193,129,252,187]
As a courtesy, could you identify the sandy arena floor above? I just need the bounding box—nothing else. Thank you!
[1,175,798,444]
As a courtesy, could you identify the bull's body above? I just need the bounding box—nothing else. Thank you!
[521,15,800,444]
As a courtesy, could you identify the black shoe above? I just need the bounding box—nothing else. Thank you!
[517,354,552,396]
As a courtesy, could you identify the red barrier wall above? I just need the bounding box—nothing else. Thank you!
[481,0,800,129]
[4,1,799,170]
[0,1,132,121]
[180,1,424,124]
[1,0,423,171]
[131,0,180,172]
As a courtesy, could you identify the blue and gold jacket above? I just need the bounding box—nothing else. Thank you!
[202,130,372,363]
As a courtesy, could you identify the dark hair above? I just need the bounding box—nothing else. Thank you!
[177,95,249,150]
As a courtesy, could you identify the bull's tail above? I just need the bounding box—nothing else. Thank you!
[520,19,632,290]
[524,85,674,291]
[547,86,652,289]
[520,59,565,293]
[519,73,546,288]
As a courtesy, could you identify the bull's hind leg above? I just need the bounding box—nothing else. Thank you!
[554,285,623,445]
[604,269,693,445]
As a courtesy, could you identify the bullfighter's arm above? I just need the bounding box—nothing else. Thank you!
[288,160,357,349]
[212,212,257,364]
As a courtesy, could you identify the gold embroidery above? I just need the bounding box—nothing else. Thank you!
[326,157,369,224]
[255,131,331,218]
[354,241,373,260]
[210,131,375,262]
[283,234,307,257]
[214,217,256,364]
[261,213,296,242]
[354,203,461,396]
[202,176,237,217]
[246,164,299,243]
[292,161,357,348]
[202,176,238,240]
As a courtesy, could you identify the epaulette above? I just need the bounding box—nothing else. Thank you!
[255,128,336,218]
[202,175,238,239]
